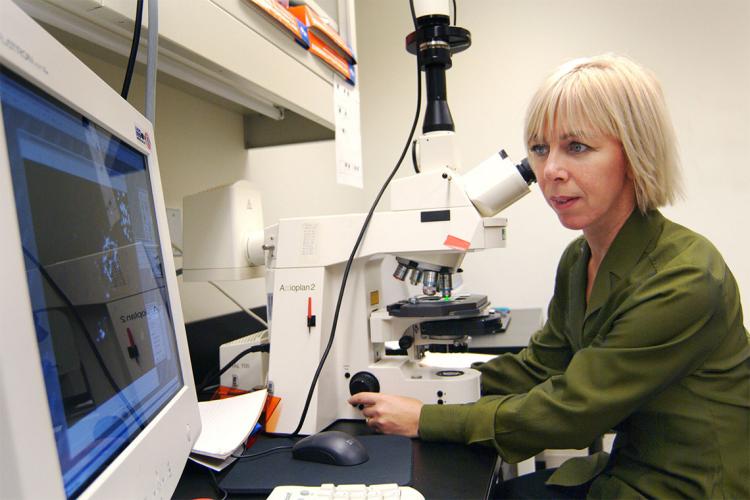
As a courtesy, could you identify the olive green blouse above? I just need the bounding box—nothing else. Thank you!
[419,210,750,498]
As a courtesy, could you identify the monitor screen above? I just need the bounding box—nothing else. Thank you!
[1,67,183,498]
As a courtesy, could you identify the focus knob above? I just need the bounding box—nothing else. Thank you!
[399,335,414,350]
[349,371,380,395]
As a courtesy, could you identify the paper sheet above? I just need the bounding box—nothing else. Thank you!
[334,75,363,188]
[191,389,267,460]
[189,450,240,472]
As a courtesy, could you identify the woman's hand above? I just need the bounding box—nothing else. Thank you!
[348,392,423,437]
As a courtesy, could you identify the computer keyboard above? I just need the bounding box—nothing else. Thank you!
[267,483,425,499]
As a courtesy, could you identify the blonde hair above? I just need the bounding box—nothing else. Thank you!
[524,54,683,212]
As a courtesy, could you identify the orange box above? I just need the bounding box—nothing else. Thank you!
[289,5,356,84]
[309,32,355,84]
[245,0,311,48]
[289,5,355,64]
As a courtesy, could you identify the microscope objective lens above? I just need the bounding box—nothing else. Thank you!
[393,263,409,281]
[409,269,423,286]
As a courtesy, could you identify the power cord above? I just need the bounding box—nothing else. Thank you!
[121,0,144,99]
[231,444,293,460]
[208,469,229,500]
[286,0,423,436]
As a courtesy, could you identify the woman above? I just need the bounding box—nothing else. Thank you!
[349,55,750,499]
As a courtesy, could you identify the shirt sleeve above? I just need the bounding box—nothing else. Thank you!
[420,263,723,463]
[475,295,572,396]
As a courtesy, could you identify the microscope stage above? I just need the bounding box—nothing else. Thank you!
[386,293,489,317]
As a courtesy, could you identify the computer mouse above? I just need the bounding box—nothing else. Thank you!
[292,430,369,466]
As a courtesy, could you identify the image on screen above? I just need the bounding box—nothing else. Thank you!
[1,67,183,498]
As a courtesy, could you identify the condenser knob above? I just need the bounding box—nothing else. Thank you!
[349,371,380,395]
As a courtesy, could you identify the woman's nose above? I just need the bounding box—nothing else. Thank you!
[543,149,568,182]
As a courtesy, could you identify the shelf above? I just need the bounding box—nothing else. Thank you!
[15,0,341,139]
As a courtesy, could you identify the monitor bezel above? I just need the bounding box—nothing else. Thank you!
[0,2,201,498]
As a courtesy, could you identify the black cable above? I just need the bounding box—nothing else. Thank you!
[452,0,457,25]
[287,0,423,437]
[232,444,293,460]
[197,343,269,393]
[208,469,228,500]
[411,139,420,173]
[409,0,420,175]
[121,0,144,99]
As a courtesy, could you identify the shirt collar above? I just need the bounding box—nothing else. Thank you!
[585,209,665,317]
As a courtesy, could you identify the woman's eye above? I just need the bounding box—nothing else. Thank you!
[530,144,549,156]
[569,142,589,153]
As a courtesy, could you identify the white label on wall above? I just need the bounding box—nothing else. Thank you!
[334,75,363,188]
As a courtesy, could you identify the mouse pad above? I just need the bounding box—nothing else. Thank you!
[219,435,413,494]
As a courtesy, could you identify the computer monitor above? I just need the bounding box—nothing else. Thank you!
[0,2,201,498]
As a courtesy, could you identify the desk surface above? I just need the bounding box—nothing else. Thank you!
[173,420,500,499]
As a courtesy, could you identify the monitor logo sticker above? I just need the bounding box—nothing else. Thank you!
[0,33,49,75]
[135,126,152,150]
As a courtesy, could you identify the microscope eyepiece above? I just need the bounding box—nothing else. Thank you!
[516,157,536,185]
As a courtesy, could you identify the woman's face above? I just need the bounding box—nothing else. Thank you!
[528,125,636,237]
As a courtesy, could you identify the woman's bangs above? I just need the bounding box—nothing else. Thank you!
[527,73,612,143]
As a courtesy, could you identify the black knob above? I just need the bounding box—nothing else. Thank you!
[399,335,414,350]
[349,371,380,395]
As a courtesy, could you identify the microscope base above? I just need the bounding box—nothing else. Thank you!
[366,357,481,404]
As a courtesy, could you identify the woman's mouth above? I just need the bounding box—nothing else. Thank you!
[550,196,580,209]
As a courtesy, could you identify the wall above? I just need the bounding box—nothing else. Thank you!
[355,0,750,321]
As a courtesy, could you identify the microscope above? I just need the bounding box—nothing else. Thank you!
[261,1,536,434]
[183,0,536,435]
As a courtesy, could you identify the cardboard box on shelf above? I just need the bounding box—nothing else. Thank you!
[245,0,310,49]
[289,5,354,63]
[289,4,356,84]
